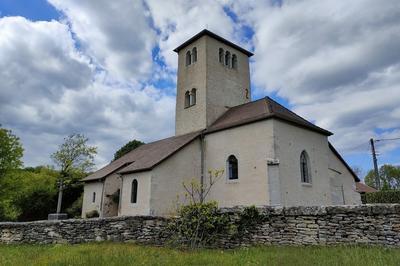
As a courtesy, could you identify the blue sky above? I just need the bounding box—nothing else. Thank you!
[0,0,399,180]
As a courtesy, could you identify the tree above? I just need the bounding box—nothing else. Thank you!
[113,139,144,161]
[364,164,400,190]
[0,126,23,178]
[51,134,97,214]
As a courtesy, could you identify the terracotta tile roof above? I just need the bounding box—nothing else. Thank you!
[83,131,200,181]
[356,182,378,193]
[206,97,333,136]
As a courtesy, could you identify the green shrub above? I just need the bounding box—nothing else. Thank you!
[66,195,83,218]
[85,210,99,218]
[362,190,400,203]
[168,201,229,248]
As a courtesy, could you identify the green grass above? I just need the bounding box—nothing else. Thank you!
[0,243,399,266]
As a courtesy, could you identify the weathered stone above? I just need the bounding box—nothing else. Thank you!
[1,204,399,247]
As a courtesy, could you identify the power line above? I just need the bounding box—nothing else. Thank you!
[376,137,400,142]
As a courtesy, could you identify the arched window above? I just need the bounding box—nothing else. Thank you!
[184,91,190,108]
[186,51,191,66]
[219,48,224,63]
[225,51,231,67]
[190,88,196,106]
[131,179,138,203]
[300,151,311,183]
[192,47,197,63]
[92,192,96,203]
[227,155,238,180]
[232,54,237,69]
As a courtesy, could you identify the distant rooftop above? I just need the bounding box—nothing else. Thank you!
[173,29,254,57]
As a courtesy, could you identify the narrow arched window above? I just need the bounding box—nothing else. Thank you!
[232,54,237,69]
[192,47,197,63]
[227,155,238,180]
[300,151,311,183]
[131,179,138,203]
[225,51,231,67]
[92,192,96,203]
[219,48,224,63]
[184,91,190,108]
[190,88,196,106]
[186,51,191,66]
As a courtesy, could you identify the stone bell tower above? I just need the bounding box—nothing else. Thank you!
[174,30,253,136]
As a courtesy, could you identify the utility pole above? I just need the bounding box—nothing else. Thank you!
[370,138,380,190]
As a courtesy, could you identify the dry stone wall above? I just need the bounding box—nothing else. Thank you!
[1,205,399,247]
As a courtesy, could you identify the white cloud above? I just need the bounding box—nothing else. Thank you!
[48,0,156,81]
[0,16,174,168]
[2,0,400,171]
[229,0,400,154]
[146,0,241,70]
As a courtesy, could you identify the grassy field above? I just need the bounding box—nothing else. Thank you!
[0,243,399,266]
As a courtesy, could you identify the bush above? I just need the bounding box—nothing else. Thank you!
[361,190,400,203]
[168,201,229,248]
[85,210,99,218]
[14,188,57,221]
[66,195,83,218]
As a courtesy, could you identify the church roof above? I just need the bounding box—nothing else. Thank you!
[83,131,200,181]
[173,29,254,57]
[355,182,377,193]
[206,97,333,136]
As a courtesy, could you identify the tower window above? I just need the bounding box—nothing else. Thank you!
[219,48,224,63]
[232,54,237,69]
[184,91,190,108]
[186,51,191,66]
[225,51,231,67]
[192,47,197,63]
[190,88,196,106]
[227,155,238,180]
[131,179,138,204]
[92,192,96,203]
[300,151,311,184]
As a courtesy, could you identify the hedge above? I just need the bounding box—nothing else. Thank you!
[361,190,400,204]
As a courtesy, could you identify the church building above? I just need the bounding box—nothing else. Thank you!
[81,30,361,218]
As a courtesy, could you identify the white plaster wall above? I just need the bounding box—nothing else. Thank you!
[205,36,251,126]
[204,121,275,207]
[81,182,103,218]
[151,139,202,215]
[273,120,332,206]
[119,171,152,216]
[175,35,252,135]
[175,36,207,135]
[328,150,361,205]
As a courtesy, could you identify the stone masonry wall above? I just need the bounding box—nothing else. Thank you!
[1,205,399,247]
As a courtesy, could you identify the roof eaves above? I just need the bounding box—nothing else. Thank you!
[328,142,360,182]
[82,161,134,182]
[117,132,201,175]
[173,29,254,57]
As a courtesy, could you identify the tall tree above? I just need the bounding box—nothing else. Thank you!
[51,134,97,213]
[364,164,400,190]
[113,139,144,161]
[0,126,23,178]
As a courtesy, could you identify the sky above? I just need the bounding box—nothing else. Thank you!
[0,0,399,179]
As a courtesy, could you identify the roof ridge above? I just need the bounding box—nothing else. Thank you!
[265,97,330,133]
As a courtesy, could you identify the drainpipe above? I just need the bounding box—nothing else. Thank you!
[100,178,105,217]
[200,131,205,203]
[117,174,123,216]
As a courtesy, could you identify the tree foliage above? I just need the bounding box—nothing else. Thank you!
[364,164,400,190]
[0,166,84,221]
[113,139,144,161]
[361,190,400,203]
[0,126,23,178]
